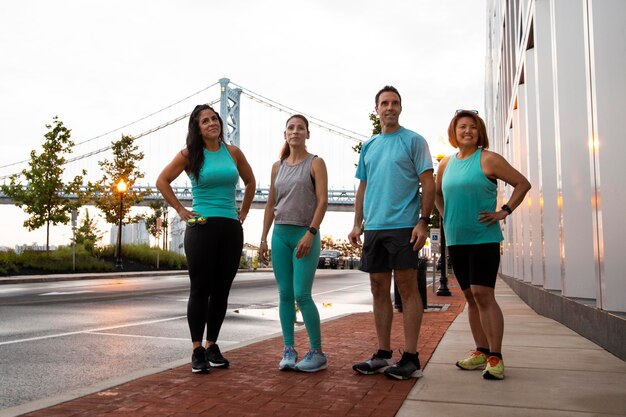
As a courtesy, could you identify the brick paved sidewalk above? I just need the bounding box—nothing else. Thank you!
[23,280,465,417]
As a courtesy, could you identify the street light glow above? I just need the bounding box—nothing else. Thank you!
[117,179,128,193]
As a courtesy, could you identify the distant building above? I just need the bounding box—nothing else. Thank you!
[110,220,150,246]
[14,244,57,254]
[169,216,186,255]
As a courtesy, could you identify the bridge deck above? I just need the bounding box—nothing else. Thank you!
[0,186,356,211]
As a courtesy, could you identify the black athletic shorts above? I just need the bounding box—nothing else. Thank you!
[359,228,419,273]
[447,243,501,290]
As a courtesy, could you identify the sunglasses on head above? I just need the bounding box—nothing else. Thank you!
[455,109,479,115]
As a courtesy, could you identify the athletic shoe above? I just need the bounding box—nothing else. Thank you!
[294,349,327,372]
[384,352,423,380]
[206,344,230,368]
[456,351,488,370]
[352,352,394,375]
[279,346,298,371]
[191,346,209,374]
[483,356,505,380]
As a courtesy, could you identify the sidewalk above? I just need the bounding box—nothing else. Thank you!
[397,280,626,417]
[4,277,626,416]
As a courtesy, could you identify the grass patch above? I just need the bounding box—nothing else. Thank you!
[0,244,187,276]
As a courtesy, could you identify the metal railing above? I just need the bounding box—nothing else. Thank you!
[0,185,356,211]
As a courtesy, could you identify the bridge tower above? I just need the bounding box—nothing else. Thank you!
[219,77,242,147]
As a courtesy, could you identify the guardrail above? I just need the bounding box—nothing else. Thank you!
[0,185,357,211]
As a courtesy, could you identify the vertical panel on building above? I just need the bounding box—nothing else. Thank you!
[501,119,514,277]
[518,83,531,283]
[512,108,524,280]
[549,2,595,300]
[534,0,561,291]
[586,0,626,311]
[524,48,543,286]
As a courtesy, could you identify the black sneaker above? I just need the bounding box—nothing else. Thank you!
[191,346,209,374]
[384,352,423,380]
[352,352,394,375]
[206,344,230,368]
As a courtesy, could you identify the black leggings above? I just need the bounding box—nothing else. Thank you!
[184,217,243,343]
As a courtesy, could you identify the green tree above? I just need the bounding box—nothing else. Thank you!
[145,200,168,248]
[89,134,150,226]
[74,209,102,254]
[352,112,381,155]
[1,117,85,252]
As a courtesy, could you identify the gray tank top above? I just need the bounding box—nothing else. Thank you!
[274,154,317,226]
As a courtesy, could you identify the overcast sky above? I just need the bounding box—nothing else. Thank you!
[0,0,486,247]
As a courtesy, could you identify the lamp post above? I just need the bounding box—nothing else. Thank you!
[435,153,451,296]
[155,217,162,269]
[115,179,127,270]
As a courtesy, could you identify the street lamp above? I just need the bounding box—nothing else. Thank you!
[435,153,451,296]
[115,179,127,270]
[155,217,162,269]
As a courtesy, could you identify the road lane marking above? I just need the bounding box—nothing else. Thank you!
[86,332,189,341]
[312,283,369,296]
[0,315,187,346]
[85,332,239,345]
[39,291,94,296]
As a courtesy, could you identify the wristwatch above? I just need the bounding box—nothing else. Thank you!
[501,204,513,215]
[419,216,431,225]
[308,226,318,235]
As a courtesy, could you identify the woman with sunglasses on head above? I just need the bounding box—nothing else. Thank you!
[435,110,530,380]
[258,114,329,372]
[157,104,255,374]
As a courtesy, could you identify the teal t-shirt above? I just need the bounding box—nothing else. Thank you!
[189,143,239,221]
[442,148,504,245]
[355,127,433,230]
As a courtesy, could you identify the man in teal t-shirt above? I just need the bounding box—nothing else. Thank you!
[349,85,435,380]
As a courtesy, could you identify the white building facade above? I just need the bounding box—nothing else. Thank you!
[110,220,150,246]
[486,0,625,357]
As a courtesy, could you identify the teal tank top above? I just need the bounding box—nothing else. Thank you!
[189,143,239,220]
[442,148,503,246]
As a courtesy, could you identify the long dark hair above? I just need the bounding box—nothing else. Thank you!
[186,104,224,181]
[280,114,310,160]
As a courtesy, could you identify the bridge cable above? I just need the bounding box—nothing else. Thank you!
[0,98,220,181]
[0,82,219,171]
[231,82,368,144]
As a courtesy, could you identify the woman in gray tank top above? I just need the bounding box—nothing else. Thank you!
[259,115,329,372]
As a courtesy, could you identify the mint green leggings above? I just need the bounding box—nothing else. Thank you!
[271,224,322,349]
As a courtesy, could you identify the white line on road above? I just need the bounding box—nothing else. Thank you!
[0,315,187,346]
[86,332,189,342]
[85,332,239,345]
[39,291,94,296]
[312,283,369,297]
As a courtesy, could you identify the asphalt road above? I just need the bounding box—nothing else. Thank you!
[0,269,372,410]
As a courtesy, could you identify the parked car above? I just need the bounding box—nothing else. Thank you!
[318,250,341,269]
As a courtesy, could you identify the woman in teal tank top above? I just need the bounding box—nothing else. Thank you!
[157,105,256,374]
[435,110,530,380]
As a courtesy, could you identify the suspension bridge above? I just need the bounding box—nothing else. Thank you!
[0,77,370,212]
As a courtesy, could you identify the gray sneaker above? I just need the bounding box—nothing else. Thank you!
[352,352,394,375]
[294,349,327,372]
[279,346,298,371]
